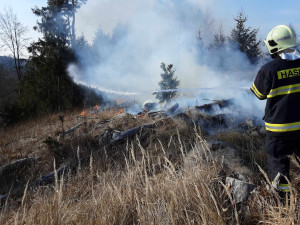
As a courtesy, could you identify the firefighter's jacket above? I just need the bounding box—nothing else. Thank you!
[251,57,300,137]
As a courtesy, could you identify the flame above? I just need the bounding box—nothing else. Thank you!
[114,108,124,116]
[93,105,100,110]
[80,110,87,116]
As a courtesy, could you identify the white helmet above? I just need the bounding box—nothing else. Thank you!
[264,25,297,55]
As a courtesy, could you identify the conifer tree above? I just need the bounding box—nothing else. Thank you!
[230,11,262,64]
[155,63,180,103]
[19,1,86,115]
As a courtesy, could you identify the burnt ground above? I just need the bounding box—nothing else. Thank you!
[0,99,299,207]
[0,100,300,225]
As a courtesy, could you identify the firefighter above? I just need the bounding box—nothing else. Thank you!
[251,25,300,193]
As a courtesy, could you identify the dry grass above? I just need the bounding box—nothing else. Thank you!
[0,108,125,166]
[0,136,231,224]
[0,109,124,194]
[0,109,299,225]
[214,131,267,175]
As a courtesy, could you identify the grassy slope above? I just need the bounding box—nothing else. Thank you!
[0,109,299,225]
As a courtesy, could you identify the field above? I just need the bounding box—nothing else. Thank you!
[0,108,299,225]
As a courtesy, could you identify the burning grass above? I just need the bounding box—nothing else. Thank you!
[0,108,300,224]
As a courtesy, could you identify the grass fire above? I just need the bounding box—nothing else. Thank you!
[1,99,300,224]
[0,0,300,224]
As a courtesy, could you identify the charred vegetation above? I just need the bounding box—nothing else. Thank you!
[1,99,299,224]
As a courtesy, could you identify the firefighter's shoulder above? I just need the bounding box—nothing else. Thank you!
[260,58,282,73]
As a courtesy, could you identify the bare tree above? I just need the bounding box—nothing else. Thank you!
[0,8,28,81]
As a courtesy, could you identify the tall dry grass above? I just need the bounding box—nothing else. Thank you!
[0,133,299,225]
[0,109,121,165]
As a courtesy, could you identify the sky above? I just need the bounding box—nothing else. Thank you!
[75,0,300,43]
[0,0,300,56]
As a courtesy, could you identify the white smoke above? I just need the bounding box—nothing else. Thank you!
[69,0,266,119]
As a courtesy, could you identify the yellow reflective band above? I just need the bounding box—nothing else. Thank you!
[250,85,262,98]
[279,184,290,192]
[265,121,300,132]
[265,121,300,127]
[266,127,300,132]
[267,83,300,98]
[251,83,266,99]
[251,83,265,98]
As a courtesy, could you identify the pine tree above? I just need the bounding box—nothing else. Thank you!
[230,11,262,64]
[69,0,87,45]
[18,1,85,115]
[155,63,180,103]
[39,0,87,46]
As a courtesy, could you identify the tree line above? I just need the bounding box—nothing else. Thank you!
[0,0,103,127]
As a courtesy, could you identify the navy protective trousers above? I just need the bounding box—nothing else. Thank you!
[266,135,300,185]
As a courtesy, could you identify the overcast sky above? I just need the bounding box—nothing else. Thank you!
[0,0,300,56]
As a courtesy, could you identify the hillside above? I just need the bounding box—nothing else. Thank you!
[0,56,24,73]
[0,56,18,108]
[0,102,299,224]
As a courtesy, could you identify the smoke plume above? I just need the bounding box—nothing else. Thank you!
[68,0,266,118]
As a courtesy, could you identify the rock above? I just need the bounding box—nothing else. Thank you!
[226,177,256,203]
